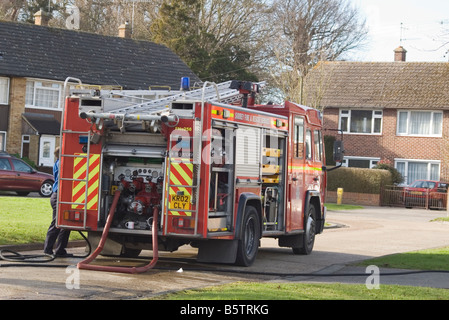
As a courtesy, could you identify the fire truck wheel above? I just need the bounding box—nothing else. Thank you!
[235,205,261,267]
[292,203,316,255]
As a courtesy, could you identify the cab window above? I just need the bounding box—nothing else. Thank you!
[314,130,323,162]
[305,129,312,160]
[293,116,304,158]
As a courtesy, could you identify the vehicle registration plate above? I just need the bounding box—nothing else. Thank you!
[169,194,191,210]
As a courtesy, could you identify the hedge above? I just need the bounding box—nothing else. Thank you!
[327,167,393,194]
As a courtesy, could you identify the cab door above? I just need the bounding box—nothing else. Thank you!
[309,129,324,191]
[304,126,324,191]
[287,115,305,231]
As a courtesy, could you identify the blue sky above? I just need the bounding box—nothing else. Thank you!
[349,0,449,62]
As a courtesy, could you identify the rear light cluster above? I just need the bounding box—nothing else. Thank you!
[63,210,84,222]
[172,217,195,229]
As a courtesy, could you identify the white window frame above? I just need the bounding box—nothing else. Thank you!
[0,131,6,151]
[342,156,380,169]
[339,109,383,135]
[21,135,30,158]
[394,158,441,185]
[396,110,443,137]
[25,78,63,110]
[0,77,10,105]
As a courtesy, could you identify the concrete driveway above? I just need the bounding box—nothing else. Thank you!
[1,206,448,299]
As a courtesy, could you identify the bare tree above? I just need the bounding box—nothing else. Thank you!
[273,0,367,73]
[267,0,368,102]
[0,0,67,22]
[0,0,27,21]
[43,0,162,37]
[197,0,272,55]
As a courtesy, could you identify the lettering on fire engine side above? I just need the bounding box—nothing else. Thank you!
[175,126,192,131]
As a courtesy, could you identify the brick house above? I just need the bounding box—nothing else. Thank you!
[304,47,449,185]
[0,15,199,171]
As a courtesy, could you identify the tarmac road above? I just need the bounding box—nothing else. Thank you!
[1,206,449,299]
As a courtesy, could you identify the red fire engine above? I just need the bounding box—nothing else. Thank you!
[57,78,334,273]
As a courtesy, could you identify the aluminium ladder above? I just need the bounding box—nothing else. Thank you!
[75,80,266,124]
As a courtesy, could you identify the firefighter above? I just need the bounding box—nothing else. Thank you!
[43,147,72,257]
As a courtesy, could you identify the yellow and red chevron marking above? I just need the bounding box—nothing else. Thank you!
[168,160,193,216]
[71,154,100,210]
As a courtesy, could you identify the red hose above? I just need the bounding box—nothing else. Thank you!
[77,190,159,274]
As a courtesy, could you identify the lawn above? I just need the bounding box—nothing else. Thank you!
[156,281,449,300]
[358,246,449,271]
[156,245,449,300]
[0,196,81,245]
[157,245,449,300]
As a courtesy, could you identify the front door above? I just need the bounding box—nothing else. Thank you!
[287,115,305,231]
[39,135,56,167]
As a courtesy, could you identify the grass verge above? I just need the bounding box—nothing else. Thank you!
[155,281,449,300]
[324,203,364,210]
[357,246,449,271]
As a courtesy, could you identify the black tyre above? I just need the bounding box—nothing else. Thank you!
[404,197,412,209]
[292,203,316,255]
[39,180,53,197]
[235,205,260,266]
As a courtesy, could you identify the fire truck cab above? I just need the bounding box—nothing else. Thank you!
[57,79,328,270]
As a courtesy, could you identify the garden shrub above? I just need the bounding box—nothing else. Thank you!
[327,167,393,194]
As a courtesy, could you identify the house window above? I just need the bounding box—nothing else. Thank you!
[25,79,62,109]
[339,109,382,134]
[395,159,440,185]
[397,110,442,136]
[0,77,9,105]
[21,135,30,158]
[342,156,380,169]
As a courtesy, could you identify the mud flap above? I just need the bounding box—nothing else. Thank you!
[278,233,303,248]
[87,232,123,256]
[197,239,238,264]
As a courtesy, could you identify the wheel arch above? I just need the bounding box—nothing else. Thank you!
[305,190,324,234]
[234,192,263,240]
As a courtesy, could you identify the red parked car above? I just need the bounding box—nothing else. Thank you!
[404,180,448,209]
[0,153,54,197]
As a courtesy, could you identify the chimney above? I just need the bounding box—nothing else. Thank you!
[394,46,407,62]
[118,22,131,38]
[34,9,50,26]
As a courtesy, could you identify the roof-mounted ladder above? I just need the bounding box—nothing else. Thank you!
[74,80,265,117]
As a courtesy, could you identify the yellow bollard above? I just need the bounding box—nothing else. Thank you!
[337,188,343,205]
